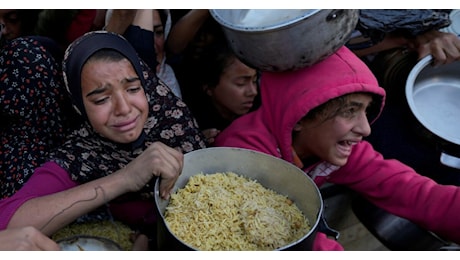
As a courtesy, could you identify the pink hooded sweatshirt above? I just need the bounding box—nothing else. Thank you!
[214,46,460,250]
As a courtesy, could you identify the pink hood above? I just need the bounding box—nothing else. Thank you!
[215,46,385,163]
[215,47,460,248]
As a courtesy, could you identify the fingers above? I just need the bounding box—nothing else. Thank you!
[24,226,60,251]
[1,226,61,251]
[148,142,183,199]
[414,31,460,66]
[123,142,183,198]
[202,128,221,144]
[131,233,149,250]
[36,236,61,251]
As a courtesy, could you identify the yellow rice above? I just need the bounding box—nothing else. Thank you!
[52,220,134,250]
[164,172,311,250]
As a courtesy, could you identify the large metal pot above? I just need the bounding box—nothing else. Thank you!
[209,9,359,72]
[154,147,328,250]
[405,56,460,169]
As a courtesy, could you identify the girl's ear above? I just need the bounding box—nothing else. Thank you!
[203,84,212,97]
[293,121,303,132]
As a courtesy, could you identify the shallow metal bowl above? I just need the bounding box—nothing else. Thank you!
[406,55,460,146]
[57,235,122,251]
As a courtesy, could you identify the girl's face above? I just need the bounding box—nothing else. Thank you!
[0,10,21,41]
[81,58,149,144]
[293,93,373,166]
[206,58,258,121]
[152,10,165,67]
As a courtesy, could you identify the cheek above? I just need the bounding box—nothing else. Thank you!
[332,119,353,136]
[214,88,239,108]
[216,84,243,100]
[309,125,336,148]
[155,37,165,48]
[139,99,149,118]
[131,93,149,122]
[135,91,149,108]
[85,105,110,131]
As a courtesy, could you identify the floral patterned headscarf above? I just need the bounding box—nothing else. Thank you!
[49,31,206,184]
[0,37,76,199]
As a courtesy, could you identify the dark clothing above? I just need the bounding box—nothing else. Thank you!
[0,37,76,198]
[123,25,158,71]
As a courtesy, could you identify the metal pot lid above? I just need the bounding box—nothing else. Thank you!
[406,55,460,145]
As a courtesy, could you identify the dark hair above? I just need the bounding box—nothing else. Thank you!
[198,42,237,89]
[86,48,128,64]
[15,10,43,36]
[302,92,381,124]
[303,95,347,123]
[157,9,167,28]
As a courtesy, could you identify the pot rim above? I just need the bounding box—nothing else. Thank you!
[154,147,324,250]
[56,235,122,251]
[405,55,460,145]
[210,9,322,32]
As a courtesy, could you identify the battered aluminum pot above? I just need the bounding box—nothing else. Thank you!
[209,9,359,72]
[405,55,460,169]
[154,147,328,250]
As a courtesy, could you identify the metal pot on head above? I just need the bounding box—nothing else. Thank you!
[154,147,334,250]
[210,9,359,72]
[405,55,460,169]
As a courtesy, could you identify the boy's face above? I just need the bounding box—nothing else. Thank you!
[81,58,149,144]
[293,93,373,166]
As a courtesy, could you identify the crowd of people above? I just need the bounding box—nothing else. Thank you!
[1,9,460,251]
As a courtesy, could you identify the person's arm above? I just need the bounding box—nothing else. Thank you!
[0,226,60,251]
[166,9,210,54]
[132,9,153,30]
[120,10,158,73]
[0,162,77,230]
[104,9,137,34]
[329,141,460,244]
[407,29,460,66]
[8,164,133,235]
[351,29,460,66]
[6,142,183,236]
[350,32,409,58]
[202,128,221,145]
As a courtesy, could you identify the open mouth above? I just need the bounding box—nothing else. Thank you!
[337,140,359,157]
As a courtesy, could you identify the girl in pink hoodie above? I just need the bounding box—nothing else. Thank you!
[214,46,460,250]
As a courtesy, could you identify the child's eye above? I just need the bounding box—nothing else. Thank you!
[127,86,142,93]
[341,107,357,118]
[94,97,108,105]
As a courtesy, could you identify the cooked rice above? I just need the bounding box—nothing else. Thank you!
[52,220,134,250]
[164,172,311,250]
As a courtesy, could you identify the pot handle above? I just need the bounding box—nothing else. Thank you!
[440,153,460,169]
[318,214,340,240]
[326,10,345,22]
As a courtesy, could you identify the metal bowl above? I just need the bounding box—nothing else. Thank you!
[210,9,359,72]
[154,147,324,250]
[57,235,122,251]
[406,55,460,146]
[405,56,460,168]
